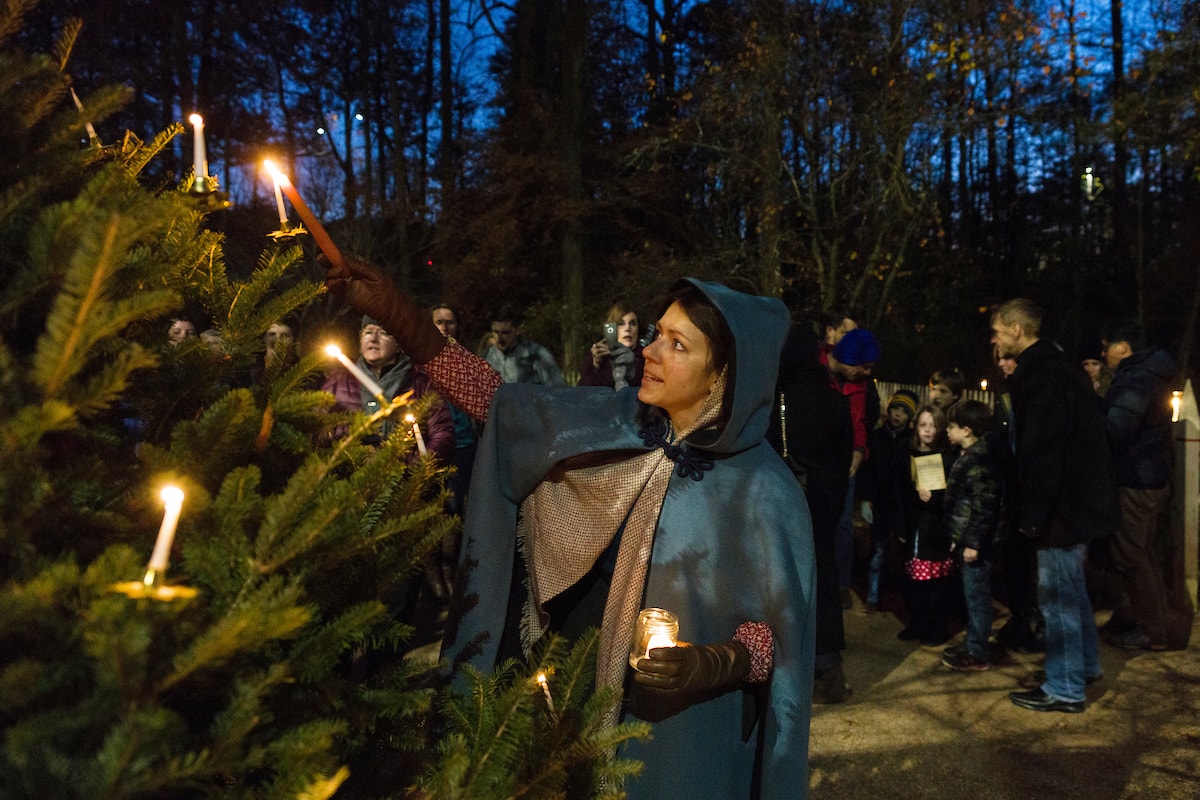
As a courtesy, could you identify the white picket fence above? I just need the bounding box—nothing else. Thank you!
[873,380,996,412]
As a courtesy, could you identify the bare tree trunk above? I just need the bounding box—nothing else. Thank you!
[756,0,785,297]
[1179,251,1200,383]
[559,0,587,378]
[438,0,456,197]
[1110,0,1137,320]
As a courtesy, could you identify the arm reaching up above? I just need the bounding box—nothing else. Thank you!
[322,254,502,420]
[323,253,447,363]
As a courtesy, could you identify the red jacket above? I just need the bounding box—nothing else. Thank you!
[819,348,870,458]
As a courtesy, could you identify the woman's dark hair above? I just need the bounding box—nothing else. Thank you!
[652,283,736,434]
[430,302,459,320]
[1102,319,1148,353]
[654,283,734,376]
[604,301,638,326]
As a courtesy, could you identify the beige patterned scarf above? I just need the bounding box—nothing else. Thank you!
[516,371,728,727]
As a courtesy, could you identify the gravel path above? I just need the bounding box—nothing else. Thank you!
[810,600,1200,799]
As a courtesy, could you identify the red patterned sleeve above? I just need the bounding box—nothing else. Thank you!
[420,341,502,423]
[733,621,774,683]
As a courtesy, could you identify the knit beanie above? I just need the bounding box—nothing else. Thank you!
[887,389,918,419]
[832,328,881,366]
[1077,338,1103,363]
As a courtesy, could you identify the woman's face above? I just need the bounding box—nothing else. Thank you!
[360,324,399,370]
[432,307,458,339]
[1081,358,1102,381]
[638,301,718,432]
[265,323,293,352]
[617,312,638,348]
[168,319,196,345]
[915,411,939,447]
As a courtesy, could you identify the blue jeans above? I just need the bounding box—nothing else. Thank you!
[868,527,888,604]
[1038,544,1102,702]
[961,559,993,660]
[835,476,856,590]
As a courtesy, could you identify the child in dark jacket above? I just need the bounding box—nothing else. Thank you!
[896,404,958,647]
[861,389,918,612]
[941,400,1005,671]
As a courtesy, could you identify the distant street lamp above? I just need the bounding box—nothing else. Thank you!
[1082,166,1103,202]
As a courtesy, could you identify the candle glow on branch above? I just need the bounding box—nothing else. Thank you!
[271,171,289,227]
[262,160,345,270]
[145,485,185,583]
[535,671,557,716]
[404,413,428,456]
[324,343,386,402]
[189,114,208,185]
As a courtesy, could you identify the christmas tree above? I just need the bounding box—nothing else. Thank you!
[0,6,646,799]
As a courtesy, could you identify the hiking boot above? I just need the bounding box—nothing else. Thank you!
[942,650,991,672]
[812,664,851,704]
[1103,628,1168,651]
[942,643,968,660]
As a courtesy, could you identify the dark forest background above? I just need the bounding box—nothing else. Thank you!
[19,0,1200,384]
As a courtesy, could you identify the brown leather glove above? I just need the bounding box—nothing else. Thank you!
[320,253,446,364]
[632,640,751,694]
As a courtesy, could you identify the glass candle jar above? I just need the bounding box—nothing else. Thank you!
[630,607,679,670]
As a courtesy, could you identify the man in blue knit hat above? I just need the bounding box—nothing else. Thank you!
[820,327,882,609]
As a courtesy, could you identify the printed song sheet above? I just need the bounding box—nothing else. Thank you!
[912,453,946,492]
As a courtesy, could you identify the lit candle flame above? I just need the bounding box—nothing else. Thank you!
[261,160,345,270]
[145,484,185,582]
[324,343,386,401]
[264,161,289,227]
[405,413,428,456]
[189,114,207,186]
[1172,391,1183,423]
[263,159,289,187]
[535,671,556,715]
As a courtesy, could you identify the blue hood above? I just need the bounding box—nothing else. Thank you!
[677,278,790,455]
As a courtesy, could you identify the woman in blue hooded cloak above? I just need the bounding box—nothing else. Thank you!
[324,256,816,800]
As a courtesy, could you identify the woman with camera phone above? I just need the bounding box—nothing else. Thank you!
[580,301,645,389]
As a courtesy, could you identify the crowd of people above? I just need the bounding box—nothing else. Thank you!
[810,300,1190,717]
[162,265,1189,796]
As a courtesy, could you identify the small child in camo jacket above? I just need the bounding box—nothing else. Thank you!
[942,400,1006,672]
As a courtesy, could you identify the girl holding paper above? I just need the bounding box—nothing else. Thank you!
[894,403,959,647]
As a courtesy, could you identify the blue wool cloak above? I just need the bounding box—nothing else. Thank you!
[442,280,816,799]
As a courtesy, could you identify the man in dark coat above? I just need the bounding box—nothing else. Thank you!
[1099,319,1185,651]
[991,298,1118,713]
[767,320,854,703]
